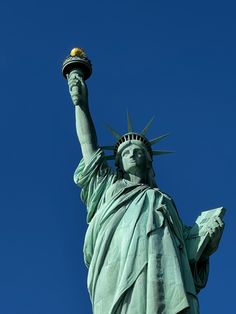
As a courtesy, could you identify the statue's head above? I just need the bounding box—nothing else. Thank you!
[103,113,173,188]
[115,140,157,187]
[117,143,148,173]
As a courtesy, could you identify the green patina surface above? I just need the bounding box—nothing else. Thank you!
[62,52,225,313]
[74,149,208,313]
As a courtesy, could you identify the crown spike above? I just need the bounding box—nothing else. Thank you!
[150,133,170,146]
[152,150,175,156]
[141,116,155,135]
[127,111,133,133]
[105,124,121,140]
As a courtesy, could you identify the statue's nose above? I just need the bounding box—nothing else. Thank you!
[130,151,135,158]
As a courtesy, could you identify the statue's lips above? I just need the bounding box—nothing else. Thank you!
[127,159,137,164]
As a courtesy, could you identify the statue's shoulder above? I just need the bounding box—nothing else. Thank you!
[154,188,173,201]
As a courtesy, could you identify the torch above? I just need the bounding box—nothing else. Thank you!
[62,48,92,105]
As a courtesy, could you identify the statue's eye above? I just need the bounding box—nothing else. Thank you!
[122,150,129,157]
[136,150,144,156]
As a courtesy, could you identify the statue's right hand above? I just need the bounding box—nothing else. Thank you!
[67,70,88,106]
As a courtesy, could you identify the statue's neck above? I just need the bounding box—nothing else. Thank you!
[123,172,145,184]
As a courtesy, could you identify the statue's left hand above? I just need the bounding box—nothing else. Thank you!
[201,217,225,260]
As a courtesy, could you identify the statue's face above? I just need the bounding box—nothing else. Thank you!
[119,143,147,174]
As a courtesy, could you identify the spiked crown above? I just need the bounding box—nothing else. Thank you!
[102,113,173,161]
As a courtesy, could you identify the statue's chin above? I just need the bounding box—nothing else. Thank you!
[123,164,138,173]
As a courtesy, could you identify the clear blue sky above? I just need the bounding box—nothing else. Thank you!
[0,0,234,313]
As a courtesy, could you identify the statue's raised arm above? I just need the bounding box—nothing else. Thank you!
[68,70,98,164]
[62,48,98,164]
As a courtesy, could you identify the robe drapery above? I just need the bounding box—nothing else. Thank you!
[74,149,209,314]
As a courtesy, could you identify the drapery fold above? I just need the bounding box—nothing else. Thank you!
[74,149,208,314]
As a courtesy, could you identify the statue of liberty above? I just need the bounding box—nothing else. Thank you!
[62,48,225,314]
